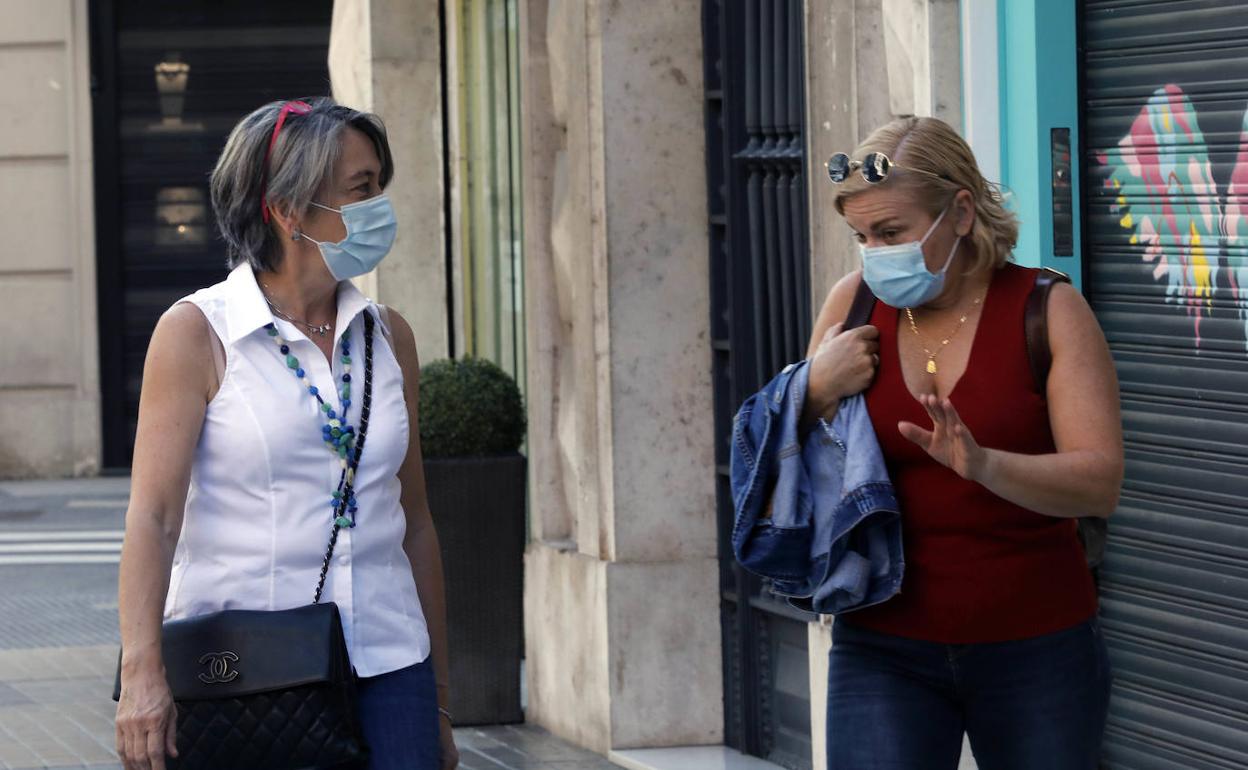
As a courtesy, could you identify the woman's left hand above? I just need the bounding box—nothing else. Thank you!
[899,394,990,482]
[439,713,459,769]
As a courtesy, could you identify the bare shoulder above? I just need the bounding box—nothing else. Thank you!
[1046,280,1101,341]
[807,269,865,356]
[161,300,213,337]
[146,302,217,399]
[824,269,865,323]
[1047,279,1087,311]
[1044,279,1116,375]
[380,306,421,378]
[154,302,216,365]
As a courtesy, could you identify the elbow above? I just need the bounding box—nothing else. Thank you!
[403,511,439,551]
[1095,455,1124,519]
[1093,491,1120,520]
[123,507,182,556]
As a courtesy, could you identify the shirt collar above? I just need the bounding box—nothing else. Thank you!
[222,263,374,346]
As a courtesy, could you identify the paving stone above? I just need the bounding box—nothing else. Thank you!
[487,724,609,762]
[0,595,121,649]
[0,647,118,681]
[0,475,620,770]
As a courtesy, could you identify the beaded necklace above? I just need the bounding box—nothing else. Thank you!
[264,321,361,528]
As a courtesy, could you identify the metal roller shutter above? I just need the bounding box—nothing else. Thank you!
[1081,1,1248,767]
[91,0,334,467]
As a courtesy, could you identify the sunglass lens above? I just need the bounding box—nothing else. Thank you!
[827,153,851,184]
[862,153,891,183]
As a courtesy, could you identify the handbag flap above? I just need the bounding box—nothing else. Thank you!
[113,602,351,701]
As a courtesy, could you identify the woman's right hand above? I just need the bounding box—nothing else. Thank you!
[807,322,880,415]
[115,665,179,770]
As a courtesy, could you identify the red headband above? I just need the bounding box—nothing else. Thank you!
[260,100,312,224]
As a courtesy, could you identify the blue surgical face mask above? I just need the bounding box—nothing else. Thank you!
[301,193,397,280]
[859,204,961,308]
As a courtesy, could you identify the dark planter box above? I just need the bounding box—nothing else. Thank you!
[423,452,526,725]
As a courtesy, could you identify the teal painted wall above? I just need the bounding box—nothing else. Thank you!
[998,0,1082,288]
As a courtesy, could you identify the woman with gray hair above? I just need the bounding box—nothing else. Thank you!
[114,97,459,769]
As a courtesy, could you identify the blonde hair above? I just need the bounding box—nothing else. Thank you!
[833,117,1018,273]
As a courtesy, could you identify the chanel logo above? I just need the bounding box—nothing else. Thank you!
[198,651,241,684]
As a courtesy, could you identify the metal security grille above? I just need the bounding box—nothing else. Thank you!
[89,0,334,468]
[1081,1,1248,767]
[703,0,813,766]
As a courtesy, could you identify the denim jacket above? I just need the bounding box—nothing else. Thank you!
[730,360,904,614]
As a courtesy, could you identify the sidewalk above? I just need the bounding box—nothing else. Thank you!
[0,477,618,770]
[0,642,616,770]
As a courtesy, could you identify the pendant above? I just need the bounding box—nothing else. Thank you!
[926,359,937,375]
[312,324,330,337]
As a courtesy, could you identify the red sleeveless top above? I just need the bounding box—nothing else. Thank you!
[849,263,1098,643]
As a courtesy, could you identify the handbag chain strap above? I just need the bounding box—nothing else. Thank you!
[314,310,376,604]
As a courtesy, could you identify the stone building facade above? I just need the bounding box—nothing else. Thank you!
[1,2,978,767]
[0,1,100,478]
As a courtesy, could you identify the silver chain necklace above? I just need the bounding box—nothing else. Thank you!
[261,284,334,337]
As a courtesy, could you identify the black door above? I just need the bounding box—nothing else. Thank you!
[89,0,334,468]
[703,1,814,766]
[1081,1,1248,766]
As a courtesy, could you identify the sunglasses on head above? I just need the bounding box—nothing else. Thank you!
[825,151,947,185]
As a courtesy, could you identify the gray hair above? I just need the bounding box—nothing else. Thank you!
[209,96,394,271]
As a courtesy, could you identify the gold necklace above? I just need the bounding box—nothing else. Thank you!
[904,293,985,375]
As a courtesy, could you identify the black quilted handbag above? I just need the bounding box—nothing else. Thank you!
[114,313,380,769]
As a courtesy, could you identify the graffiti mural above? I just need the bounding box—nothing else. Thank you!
[1098,84,1248,348]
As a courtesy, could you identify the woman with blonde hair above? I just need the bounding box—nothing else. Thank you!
[808,116,1121,768]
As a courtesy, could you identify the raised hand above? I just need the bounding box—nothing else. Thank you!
[898,394,989,482]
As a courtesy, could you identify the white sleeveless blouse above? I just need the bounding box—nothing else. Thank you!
[165,264,430,676]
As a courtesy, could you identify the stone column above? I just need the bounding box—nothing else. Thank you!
[0,0,100,478]
[328,0,450,359]
[880,0,961,130]
[520,0,722,753]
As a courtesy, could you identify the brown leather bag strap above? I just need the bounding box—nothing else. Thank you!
[1024,267,1072,393]
[1023,268,1107,572]
[845,275,877,331]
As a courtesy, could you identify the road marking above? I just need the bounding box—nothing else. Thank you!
[0,531,125,542]
[0,554,122,566]
[0,543,124,553]
[0,530,124,566]
[66,498,129,509]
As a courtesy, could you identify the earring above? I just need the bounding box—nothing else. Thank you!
[291,228,301,241]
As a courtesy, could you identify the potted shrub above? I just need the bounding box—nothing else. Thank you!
[420,357,526,725]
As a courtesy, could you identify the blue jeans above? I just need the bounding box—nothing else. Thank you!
[827,618,1112,770]
[355,658,440,769]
